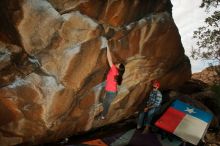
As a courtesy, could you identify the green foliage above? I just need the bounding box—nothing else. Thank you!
[200,0,220,9]
[211,84,220,95]
[210,84,220,113]
[192,0,220,65]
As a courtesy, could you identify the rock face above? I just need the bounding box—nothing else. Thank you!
[0,0,191,145]
[192,66,220,85]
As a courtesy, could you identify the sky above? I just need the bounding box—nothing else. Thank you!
[171,0,212,73]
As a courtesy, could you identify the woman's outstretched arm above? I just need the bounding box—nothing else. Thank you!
[107,44,113,67]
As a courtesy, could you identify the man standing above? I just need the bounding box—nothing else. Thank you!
[137,80,162,133]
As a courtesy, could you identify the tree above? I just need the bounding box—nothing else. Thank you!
[191,0,220,66]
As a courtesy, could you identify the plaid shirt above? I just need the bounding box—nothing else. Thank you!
[147,90,162,107]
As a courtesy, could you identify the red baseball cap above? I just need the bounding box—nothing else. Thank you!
[152,80,160,88]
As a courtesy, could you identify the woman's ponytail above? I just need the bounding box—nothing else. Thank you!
[116,64,125,85]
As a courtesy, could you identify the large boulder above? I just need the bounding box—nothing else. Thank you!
[177,79,208,94]
[0,0,191,145]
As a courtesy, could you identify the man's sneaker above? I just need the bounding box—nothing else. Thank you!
[136,125,141,130]
[142,126,149,134]
[60,138,68,144]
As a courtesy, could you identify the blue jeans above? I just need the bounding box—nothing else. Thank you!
[102,91,117,117]
[137,107,159,128]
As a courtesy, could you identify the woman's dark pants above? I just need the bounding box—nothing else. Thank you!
[102,91,117,117]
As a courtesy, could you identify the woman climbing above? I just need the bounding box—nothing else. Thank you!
[101,43,125,120]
